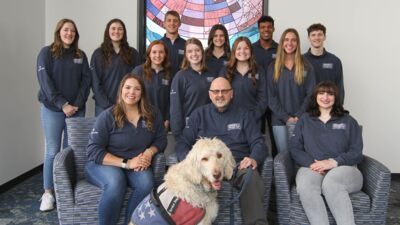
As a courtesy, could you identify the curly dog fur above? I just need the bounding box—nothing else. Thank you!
[130,137,235,225]
[164,137,235,224]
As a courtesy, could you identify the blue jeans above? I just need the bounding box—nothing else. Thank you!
[273,122,297,153]
[272,125,289,153]
[85,161,154,225]
[41,104,85,189]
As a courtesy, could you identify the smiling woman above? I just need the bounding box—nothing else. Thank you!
[290,81,363,225]
[90,18,140,116]
[218,36,268,129]
[266,28,316,153]
[85,74,167,225]
[36,18,91,212]
[169,38,219,142]
[132,40,172,129]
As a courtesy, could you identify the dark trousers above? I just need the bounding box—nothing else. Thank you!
[234,168,268,225]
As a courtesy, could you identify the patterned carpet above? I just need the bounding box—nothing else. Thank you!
[0,173,399,225]
[0,173,58,225]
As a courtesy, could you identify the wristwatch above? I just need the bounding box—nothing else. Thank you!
[121,158,129,169]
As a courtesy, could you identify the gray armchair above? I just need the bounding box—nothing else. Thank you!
[53,117,166,225]
[274,150,391,225]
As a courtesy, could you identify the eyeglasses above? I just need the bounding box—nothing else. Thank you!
[209,89,232,95]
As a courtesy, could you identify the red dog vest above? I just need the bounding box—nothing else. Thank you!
[131,183,205,225]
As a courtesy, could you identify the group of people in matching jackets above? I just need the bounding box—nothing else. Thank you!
[36,10,362,225]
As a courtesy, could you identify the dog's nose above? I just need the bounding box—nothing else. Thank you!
[213,171,221,180]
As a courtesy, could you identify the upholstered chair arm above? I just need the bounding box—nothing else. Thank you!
[152,152,166,187]
[358,155,391,214]
[53,147,76,212]
[274,151,296,225]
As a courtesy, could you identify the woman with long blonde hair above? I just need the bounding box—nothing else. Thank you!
[267,28,316,153]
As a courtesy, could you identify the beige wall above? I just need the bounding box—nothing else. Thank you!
[270,0,400,172]
[0,0,45,185]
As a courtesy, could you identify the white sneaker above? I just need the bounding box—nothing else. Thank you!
[40,192,55,211]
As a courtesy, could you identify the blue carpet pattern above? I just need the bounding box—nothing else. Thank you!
[0,173,399,225]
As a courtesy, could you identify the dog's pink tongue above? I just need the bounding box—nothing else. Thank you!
[212,181,222,190]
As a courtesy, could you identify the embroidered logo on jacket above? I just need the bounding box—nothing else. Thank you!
[89,128,98,137]
[162,79,169,86]
[247,73,259,80]
[73,58,83,64]
[227,123,241,131]
[332,123,346,130]
[178,49,184,55]
[323,63,333,69]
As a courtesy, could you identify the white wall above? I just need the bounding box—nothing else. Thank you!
[1,0,399,185]
[45,0,139,117]
[269,0,400,172]
[0,0,45,185]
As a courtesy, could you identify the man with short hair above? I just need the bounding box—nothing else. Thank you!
[176,77,269,225]
[252,15,277,147]
[252,15,278,73]
[304,23,345,102]
[160,10,186,78]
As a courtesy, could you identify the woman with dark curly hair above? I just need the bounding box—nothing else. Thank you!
[290,81,363,225]
[91,18,139,116]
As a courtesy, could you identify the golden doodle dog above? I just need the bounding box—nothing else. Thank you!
[130,137,235,225]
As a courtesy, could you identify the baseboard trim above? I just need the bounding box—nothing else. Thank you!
[0,164,43,194]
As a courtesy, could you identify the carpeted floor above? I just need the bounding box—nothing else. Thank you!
[0,173,399,225]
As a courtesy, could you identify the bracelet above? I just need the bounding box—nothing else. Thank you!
[121,158,129,169]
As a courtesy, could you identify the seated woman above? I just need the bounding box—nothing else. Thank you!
[85,74,167,225]
[290,81,363,225]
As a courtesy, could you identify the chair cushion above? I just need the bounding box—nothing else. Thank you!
[75,180,102,206]
[290,185,371,213]
[75,179,132,207]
